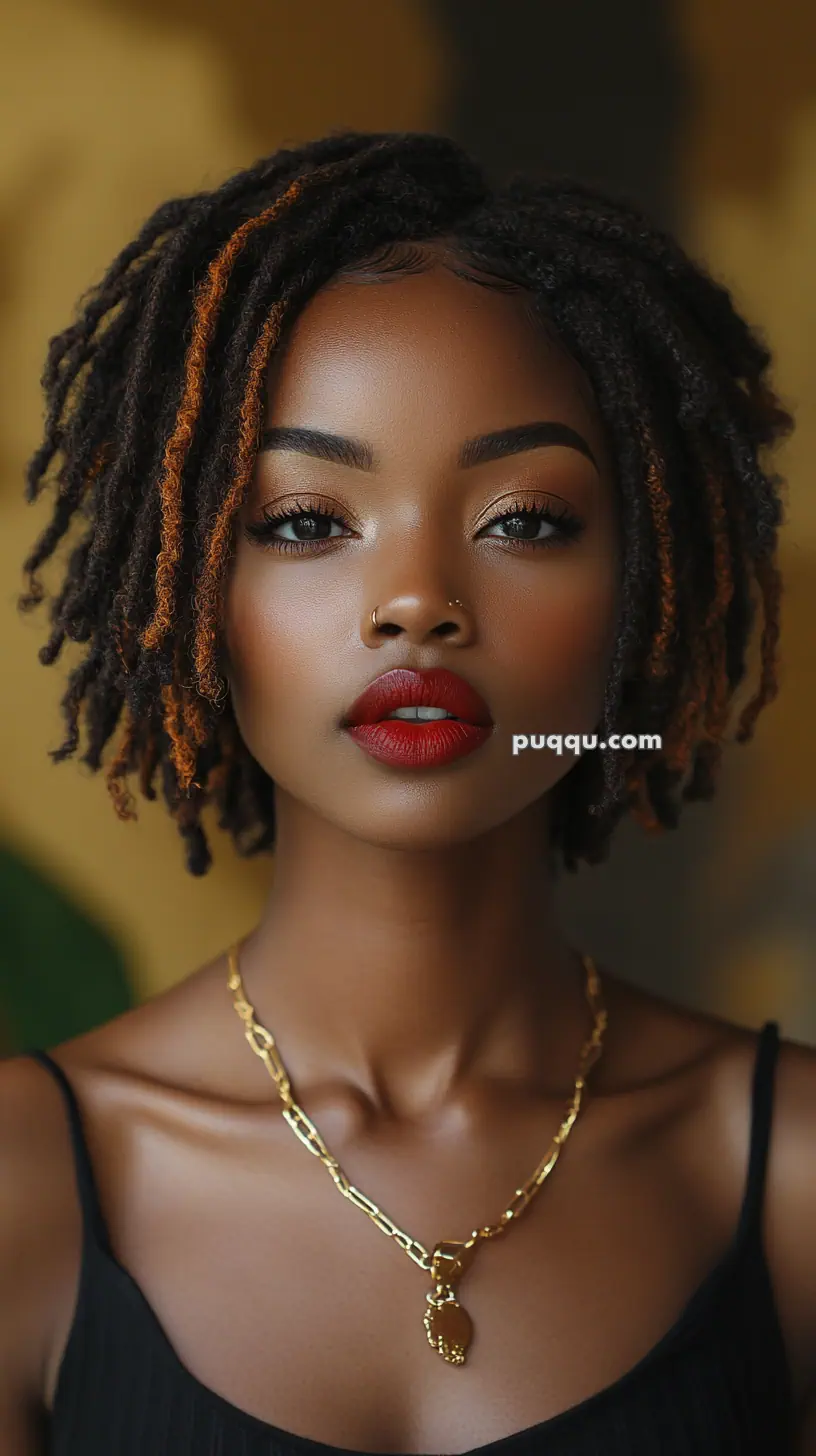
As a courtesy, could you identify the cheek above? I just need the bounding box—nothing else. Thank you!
[222,560,337,738]
[499,557,620,723]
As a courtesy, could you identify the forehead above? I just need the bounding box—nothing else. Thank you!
[262,262,605,465]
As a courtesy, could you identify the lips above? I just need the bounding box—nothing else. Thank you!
[344,667,493,728]
[343,668,493,769]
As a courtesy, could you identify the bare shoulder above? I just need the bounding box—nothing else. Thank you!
[600,965,816,1400]
[44,946,243,1098]
[754,1020,816,1402]
[600,962,816,1184]
[0,1052,87,1445]
[0,951,230,1445]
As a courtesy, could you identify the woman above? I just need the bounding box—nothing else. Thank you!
[1,129,814,1454]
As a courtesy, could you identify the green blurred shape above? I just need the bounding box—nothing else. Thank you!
[0,841,134,1054]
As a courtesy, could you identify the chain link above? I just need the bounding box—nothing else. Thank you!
[227,945,607,1276]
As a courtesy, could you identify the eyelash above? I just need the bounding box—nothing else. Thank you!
[244,495,585,555]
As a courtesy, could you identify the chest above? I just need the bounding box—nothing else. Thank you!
[67,1098,739,1452]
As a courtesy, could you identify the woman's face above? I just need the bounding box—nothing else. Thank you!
[223,251,620,848]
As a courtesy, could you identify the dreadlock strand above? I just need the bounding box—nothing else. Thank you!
[140,181,306,653]
[105,709,139,821]
[641,440,677,679]
[662,645,711,776]
[49,639,107,764]
[138,723,162,801]
[735,551,783,743]
[160,677,198,793]
[699,466,736,758]
[181,687,212,751]
[21,442,112,614]
[626,764,663,832]
[193,302,286,700]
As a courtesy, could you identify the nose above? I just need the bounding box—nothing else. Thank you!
[364,593,474,647]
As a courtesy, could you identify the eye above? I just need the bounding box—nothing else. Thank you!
[478,498,584,550]
[244,499,350,554]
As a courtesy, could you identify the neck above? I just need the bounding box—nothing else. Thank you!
[236,792,591,1123]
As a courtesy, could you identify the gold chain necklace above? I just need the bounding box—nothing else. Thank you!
[227,941,607,1367]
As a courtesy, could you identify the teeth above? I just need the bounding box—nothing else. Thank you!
[385,706,459,722]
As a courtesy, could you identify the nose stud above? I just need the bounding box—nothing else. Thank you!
[371,600,465,629]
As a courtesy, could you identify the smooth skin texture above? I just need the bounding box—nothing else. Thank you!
[1,254,815,1454]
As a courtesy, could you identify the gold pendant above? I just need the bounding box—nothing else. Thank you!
[424,1289,473,1365]
[423,1237,481,1365]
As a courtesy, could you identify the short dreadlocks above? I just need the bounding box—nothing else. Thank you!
[19,129,792,876]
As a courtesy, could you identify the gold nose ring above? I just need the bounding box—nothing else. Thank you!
[371,600,465,629]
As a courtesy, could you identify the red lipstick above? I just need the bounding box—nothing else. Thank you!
[343,667,493,769]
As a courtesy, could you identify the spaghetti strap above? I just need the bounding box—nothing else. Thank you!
[735,1019,781,1245]
[27,1048,113,1256]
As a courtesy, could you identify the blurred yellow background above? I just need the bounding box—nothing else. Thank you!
[1,0,813,1046]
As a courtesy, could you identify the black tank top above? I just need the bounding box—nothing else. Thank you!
[27,1021,794,1454]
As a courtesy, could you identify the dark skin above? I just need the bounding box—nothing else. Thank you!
[1,251,816,1455]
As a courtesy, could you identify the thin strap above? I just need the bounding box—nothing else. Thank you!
[735,1019,781,1244]
[27,1049,113,1255]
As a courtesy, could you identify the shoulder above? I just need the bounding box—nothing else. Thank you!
[605,971,816,1403]
[711,1016,816,1341]
[0,955,238,1427]
[758,1027,816,1403]
[0,950,225,1409]
[705,1014,816,1343]
[0,1053,85,1416]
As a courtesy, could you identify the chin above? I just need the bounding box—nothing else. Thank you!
[318,782,550,853]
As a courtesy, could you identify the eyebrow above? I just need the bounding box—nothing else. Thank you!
[258,420,598,472]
